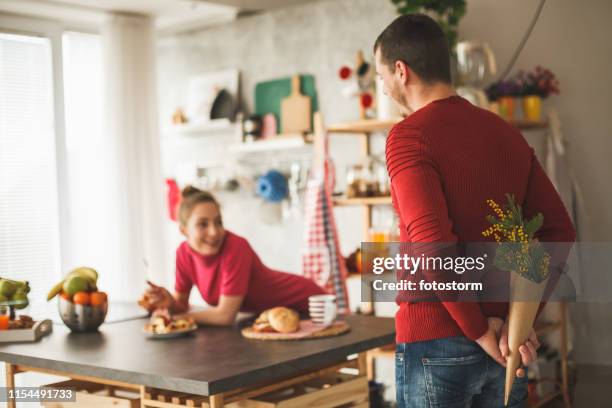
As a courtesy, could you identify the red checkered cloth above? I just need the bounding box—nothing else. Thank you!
[302,131,349,314]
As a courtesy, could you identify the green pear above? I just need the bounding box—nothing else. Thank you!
[11,292,28,309]
[63,276,89,296]
[0,280,16,297]
[14,280,30,293]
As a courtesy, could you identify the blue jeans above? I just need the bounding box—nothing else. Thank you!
[396,336,528,408]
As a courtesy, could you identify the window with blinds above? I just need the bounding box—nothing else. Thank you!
[0,33,62,317]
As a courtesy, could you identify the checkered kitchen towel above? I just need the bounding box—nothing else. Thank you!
[302,129,349,314]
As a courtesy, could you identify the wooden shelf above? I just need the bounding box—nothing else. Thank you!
[327,118,546,133]
[163,118,238,135]
[508,119,549,130]
[327,118,402,134]
[231,136,312,154]
[333,196,392,206]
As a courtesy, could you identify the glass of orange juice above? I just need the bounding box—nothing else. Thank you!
[0,306,9,330]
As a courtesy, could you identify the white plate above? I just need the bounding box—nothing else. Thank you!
[143,325,198,339]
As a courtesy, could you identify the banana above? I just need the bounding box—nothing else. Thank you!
[69,267,98,283]
[47,280,65,301]
[47,267,99,301]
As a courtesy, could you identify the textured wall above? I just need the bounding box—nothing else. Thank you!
[157,0,612,366]
[156,0,398,277]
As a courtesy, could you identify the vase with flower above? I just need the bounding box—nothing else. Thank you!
[485,80,521,120]
[516,66,560,122]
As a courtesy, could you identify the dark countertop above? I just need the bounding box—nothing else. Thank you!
[0,315,395,395]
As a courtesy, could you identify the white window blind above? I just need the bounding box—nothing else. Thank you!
[0,33,61,317]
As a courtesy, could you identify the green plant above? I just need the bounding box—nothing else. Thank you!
[391,0,467,49]
[482,194,551,283]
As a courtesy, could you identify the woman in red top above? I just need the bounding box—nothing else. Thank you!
[142,186,326,326]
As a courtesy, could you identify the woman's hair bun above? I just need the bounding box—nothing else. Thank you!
[181,185,203,198]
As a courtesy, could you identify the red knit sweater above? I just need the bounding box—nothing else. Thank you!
[386,95,576,344]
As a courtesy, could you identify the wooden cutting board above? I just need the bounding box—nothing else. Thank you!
[241,320,350,341]
[280,75,312,135]
[254,75,318,134]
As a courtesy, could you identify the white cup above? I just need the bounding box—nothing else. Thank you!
[308,294,337,326]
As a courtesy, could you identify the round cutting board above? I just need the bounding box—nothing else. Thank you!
[241,320,350,341]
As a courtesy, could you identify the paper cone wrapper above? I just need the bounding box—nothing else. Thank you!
[504,274,548,406]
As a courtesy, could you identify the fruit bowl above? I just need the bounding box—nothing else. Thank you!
[59,297,107,332]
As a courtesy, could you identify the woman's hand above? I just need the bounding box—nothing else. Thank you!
[139,281,174,313]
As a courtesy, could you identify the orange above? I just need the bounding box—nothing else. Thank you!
[356,249,362,274]
[60,291,72,302]
[73,291,90,305]
[90,291,107,307]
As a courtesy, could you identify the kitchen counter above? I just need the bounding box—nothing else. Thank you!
[0,314,395,407]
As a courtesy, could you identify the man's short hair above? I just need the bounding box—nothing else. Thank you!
[374,14,452,84]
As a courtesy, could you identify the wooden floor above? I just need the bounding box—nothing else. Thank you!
[546,364,612,408]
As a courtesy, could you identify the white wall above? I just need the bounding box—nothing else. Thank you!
[460,0,612,365]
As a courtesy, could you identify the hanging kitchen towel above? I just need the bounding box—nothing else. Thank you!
[302,114,349,314]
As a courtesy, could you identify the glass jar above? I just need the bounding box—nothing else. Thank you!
[346,164,366,198]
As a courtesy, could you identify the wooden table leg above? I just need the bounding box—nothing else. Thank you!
[366,350,375,380]
[209,393,224,408]
[5,363,16,408]
[357,352,367,376]
[559,302,572,408]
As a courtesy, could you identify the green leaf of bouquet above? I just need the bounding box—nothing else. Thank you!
[486,215,499,225]
[525,213,544,238]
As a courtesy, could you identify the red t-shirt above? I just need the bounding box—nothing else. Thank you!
[175,231,327,313]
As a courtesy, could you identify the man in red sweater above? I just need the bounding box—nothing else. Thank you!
[374,14,575,407]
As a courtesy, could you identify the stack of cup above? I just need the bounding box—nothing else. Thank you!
[308,294,338,326]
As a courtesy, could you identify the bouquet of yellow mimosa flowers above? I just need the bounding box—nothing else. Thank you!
[483,194,550,406]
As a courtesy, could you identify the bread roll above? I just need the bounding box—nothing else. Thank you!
[268,307,300,333]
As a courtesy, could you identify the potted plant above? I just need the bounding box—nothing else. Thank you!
[391,0,467,50]
[516,66,560,121]
[485,79,522,120]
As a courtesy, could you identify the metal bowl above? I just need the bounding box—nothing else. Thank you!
[59,297,107,332]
